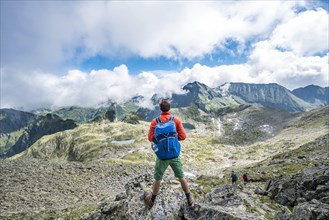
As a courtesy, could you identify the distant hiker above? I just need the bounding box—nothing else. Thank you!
[231,171,238,185]
[144,98,194,209]
[243,173,248,185]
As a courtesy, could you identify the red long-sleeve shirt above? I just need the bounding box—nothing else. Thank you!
[148,112,186,142]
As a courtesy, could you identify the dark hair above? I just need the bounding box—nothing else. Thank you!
[160,99,171,112]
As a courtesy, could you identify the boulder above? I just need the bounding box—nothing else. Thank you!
[83,174,260,220]
[266,163,329,206]
[265,163,329,219]
[291,199,329,220]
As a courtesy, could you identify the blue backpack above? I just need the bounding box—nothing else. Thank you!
[153,116,180,160]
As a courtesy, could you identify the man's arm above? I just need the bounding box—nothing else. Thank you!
[148,119,157,142]
[174,117,186,141]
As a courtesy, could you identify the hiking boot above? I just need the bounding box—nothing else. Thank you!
[187,196,195,208]
[144,192,155,209]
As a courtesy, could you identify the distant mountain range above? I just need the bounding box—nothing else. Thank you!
[170,81,328,112]
[292,85,329,106]
[1,82,328,158]
[24,82,329,120]
[218,82,314,112]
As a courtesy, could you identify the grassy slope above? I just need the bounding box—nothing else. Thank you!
[194,107,329,185]
[12,121,152,163]
[14,107,328,173]
[0,128,26,152]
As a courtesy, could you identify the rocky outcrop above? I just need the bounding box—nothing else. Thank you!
[0,108,36,133]
[0,109,37,156]
[83,174,259,220]
[219,82,313,112]
[264,163,329,219]
[7,114,77,157]
[292,85,329,106]
[290,199,329,220]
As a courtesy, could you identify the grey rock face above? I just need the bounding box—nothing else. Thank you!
[84,175,259,220]
[223,83,312,112]
[254,186,268,196]
[0,108,37,133]
[274,207,292,220]
[267,163,329,219]
[205,185,242,206]
[83,174,183,220]
[291,199,329,220]
[292,85,329,106]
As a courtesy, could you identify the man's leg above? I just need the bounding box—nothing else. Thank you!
[178,178,190,194]
[145,179,161,209]
[152,180,161,195]
[144,180,161,208]
[179,178,194,207]
[145,159,168,208]
[169,158,194,207]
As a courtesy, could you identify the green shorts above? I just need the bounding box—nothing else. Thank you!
[154,157,184,180]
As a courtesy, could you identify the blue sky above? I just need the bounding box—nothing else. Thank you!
[79,38,251,74]
[77,1,328,74]
[1,0,328,109]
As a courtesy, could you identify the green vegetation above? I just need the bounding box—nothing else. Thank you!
[93,108,116,122]
[229,133,329,183]
[183,123,195,130]
[111,151,154,164]
[0,129,25,152]
[0,113,5,120]
[195,175,225,193]
[14,121,150,162]
[122,112,140,124]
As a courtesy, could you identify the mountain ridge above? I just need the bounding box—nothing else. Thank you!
[292,84,329,106]
[1,82,327,159]
[216,82,314,112]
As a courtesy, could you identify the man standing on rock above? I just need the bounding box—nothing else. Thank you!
[144,98,194,209]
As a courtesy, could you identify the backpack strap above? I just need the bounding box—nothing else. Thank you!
[155,115,174,124]
[155,117,162,124]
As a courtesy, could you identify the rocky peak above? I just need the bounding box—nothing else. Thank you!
[170,81,222,111]
[83,174,260,220]
[182,81,219,99]
[6,114,77,157]
[183,81,207,90]
[131,95,144,103]
[0,108,37,133]
[292,84,329,106]
[218,82,313,112]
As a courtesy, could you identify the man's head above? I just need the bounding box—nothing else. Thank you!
[160,99,171,112]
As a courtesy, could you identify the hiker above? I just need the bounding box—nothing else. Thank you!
[243,173,248,185]
[144,98,194,209]
[231,171,237,185]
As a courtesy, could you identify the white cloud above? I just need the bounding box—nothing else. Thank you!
[1,65,135,110]
[1,0,303,68]
[270,9,328,55]
[248,8,329,89]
